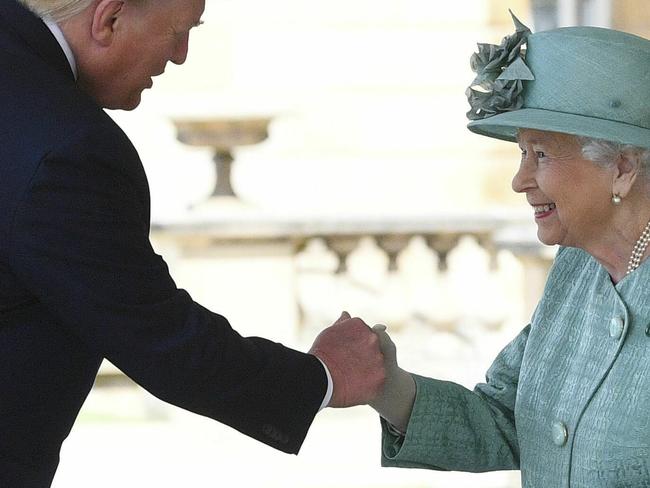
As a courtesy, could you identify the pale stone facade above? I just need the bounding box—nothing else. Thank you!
[54,2,645,487]
[614,0,650,37]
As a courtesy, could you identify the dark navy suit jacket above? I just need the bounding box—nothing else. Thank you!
[0,2,327,486]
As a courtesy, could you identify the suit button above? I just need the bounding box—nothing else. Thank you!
[552,421,568,447]
[610,316,624,339]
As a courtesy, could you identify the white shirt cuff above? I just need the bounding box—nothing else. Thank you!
[315,357,333,410]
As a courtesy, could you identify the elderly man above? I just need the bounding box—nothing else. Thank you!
[0,0,385,486]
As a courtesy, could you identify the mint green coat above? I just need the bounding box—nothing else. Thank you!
[382,247,650,487]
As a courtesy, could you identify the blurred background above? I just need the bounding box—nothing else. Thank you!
[51,0,649,487]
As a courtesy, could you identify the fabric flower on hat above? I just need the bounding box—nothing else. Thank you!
[466,11,535,121]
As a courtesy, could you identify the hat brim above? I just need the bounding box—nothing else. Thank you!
[468,108,650,150]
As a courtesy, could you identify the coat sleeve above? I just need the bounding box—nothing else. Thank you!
[380,324,530,472]
[7,126,327,454]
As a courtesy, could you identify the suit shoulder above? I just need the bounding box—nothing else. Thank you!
[0,42,134,163]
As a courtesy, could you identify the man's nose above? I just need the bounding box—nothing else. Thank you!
[171,34,190,65]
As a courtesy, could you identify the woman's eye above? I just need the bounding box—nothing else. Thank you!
[520,149,527,158]
[536,151,546,159]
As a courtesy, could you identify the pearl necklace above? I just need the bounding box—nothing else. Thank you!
[627,219,650,274]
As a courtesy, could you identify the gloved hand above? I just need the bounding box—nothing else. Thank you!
[368,324,416,434]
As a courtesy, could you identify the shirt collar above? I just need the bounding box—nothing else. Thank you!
[42,18,78,80]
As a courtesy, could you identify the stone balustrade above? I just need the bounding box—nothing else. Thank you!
[94,206,547,388]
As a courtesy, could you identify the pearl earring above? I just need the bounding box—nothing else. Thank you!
[612,193,622,205]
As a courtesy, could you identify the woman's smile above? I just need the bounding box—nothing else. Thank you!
[533,202,556,219]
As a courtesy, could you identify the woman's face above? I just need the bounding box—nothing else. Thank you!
[512,129,615,249]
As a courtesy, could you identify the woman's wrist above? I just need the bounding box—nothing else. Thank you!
[369,368,416,433]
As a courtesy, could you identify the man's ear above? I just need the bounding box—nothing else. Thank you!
[90,0,125,46]
[612,150,642,199]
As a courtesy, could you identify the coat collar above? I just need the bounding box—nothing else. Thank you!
[0,0,75,82]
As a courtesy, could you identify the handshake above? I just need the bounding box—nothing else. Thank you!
[308,312,416,433]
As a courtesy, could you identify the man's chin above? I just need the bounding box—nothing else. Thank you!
[116,95,143,111]
[121,100,142,111]
[102,91,144,111]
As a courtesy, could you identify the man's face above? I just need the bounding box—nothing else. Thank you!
[81,0,205,110]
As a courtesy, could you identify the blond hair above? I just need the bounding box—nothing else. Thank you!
[18,0,95,22]
[18,0,149,23]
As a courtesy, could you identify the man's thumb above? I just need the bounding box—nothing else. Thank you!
[335,311,351,324]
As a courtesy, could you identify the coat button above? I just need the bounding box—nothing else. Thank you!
[609,316,624,339]
[552,421,568,447]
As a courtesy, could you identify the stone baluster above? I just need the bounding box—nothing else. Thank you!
[325,236,362,274]
[476,233,499,271]
[376,234,412,271]
[425,234,461,271]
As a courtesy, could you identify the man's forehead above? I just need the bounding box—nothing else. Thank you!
[152,0,205,21]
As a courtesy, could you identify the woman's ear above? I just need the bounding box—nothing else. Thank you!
[612,149,642,199]
[90,0,125,47]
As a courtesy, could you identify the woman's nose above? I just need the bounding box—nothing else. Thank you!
[511,158,535,193]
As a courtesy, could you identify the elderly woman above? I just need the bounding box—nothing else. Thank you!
[368,15,650,487]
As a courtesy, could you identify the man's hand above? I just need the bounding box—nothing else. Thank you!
[309,312,385,408]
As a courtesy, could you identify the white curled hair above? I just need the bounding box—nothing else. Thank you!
[18,0,96,23]
[578,136,650,171]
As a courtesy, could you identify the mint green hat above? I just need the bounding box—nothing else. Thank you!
[466,13,650,150]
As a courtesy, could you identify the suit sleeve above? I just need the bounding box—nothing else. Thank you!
[7,126,327,454]
[380,324,529,472]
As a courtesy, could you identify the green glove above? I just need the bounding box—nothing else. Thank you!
[369,325,416,434]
